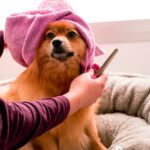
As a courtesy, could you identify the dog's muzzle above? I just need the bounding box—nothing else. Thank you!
[51,39,74,61]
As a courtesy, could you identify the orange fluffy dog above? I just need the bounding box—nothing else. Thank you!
[4,21,106,150]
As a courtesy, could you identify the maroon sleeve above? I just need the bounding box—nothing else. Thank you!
[0,96,70,150]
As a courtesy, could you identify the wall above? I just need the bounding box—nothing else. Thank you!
[95,42,150,75]
[0,50,25,80]
[91,19,150,75]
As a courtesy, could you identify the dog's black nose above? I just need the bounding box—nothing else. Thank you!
[52,40,62,49]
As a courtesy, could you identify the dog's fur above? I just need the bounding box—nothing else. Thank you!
[3,21,106,150]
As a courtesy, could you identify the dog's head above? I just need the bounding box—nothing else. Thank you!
[34,21,87,82]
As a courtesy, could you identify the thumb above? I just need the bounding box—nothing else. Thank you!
[87,69,95,79]
[88,69,94,73]
[97,73,108,83]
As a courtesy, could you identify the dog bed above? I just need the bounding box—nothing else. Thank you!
[0,73,150,150]
[97,73,150,150]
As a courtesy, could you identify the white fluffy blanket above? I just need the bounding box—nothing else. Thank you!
[97,73,150,150]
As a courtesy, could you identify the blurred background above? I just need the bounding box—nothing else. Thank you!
[0,0,150,80]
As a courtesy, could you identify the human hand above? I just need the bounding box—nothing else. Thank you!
[64,70,107,116]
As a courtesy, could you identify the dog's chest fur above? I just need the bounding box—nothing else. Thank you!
[6,60,80,100]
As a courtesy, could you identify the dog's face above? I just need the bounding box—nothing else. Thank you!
[34,21,87,83]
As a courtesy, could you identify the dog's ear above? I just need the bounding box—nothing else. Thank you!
[0,30,4,57]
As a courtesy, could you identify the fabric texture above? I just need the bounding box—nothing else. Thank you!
[97,73,150,150]
[4,0,104,72]
[0,96,70,150]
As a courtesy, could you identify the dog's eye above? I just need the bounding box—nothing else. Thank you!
[46,32,55,39]
[67,31,77,39]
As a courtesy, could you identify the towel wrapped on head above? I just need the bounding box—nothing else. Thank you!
[1,0,104,72]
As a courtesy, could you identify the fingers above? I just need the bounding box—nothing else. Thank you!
[86,69,108,82]
[87,69,94,78]
[98,73,108,82]
[87,70,108,92]
[96,73,108,89]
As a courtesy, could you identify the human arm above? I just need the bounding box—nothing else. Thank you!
[0,96,70,150]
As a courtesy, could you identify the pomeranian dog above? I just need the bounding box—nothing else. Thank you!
[3,21,106,150]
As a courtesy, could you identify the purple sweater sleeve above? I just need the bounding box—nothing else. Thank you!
[0,96,70,150]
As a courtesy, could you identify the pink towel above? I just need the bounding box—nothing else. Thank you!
[3,0,104,72]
